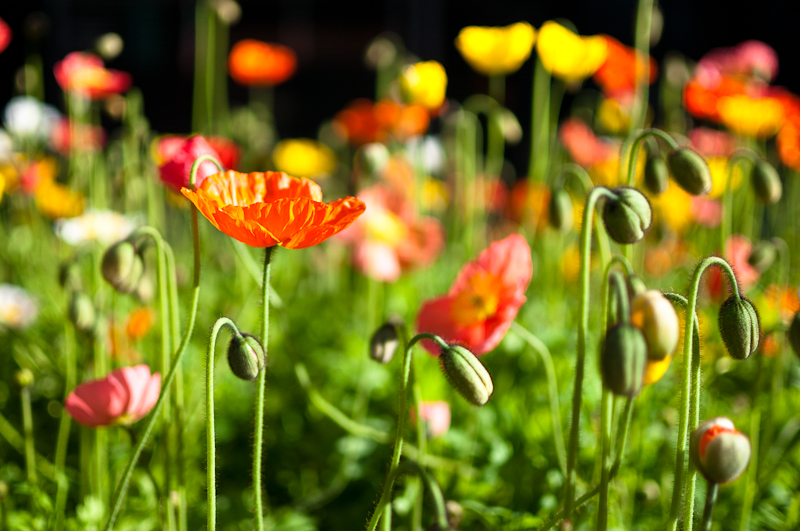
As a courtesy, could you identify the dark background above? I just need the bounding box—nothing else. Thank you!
[1,0,797,145]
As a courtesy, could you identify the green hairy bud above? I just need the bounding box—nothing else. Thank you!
[602,186,652,244]
[751,159,782,205]
[439,345,494,406]
[101,240,144,294]
[69,291,96,333]
[600,323,647,397]
[227,333,266,381]
[644,155,669,195]
[666,147,712,195]
[718,296,760,360]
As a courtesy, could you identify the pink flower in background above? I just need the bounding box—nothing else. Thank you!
[725,234,760,292]
[691,197,722,228]
[156,135,225,191]
[54,52,131,99]
[49,118,105,155]
[64,365,161,427]
[689,127,735,158]
[697,40,778,84]
[416,234,532,355]
[410,401,451,438]
[559,117,615,167]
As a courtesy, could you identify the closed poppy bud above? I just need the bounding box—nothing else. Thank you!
[548,188,574,233]
[690,417,751,484]
[15,368,34,388]
[370,317,403,364]
[718,296,760,360]
[439,345,493,406]
[788,311,800,357]
[69,291,96,333]
[666,147,712,196]
[601,323,647,397]
[602,186,652,244]
[227,333,266,381]
[630,290,679,361]
[644,155,669,195]
[751,159,782,205]
[747,240,776,273]
[102,240,144,294]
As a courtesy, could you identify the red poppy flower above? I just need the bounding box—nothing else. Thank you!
[181,170,366,249]
[593,35,657,97]
[228,39,297,87]
[683,75,746,122]
[54,52,131,99]
[0,17,11,54]
[156,135,225,192]
[416,234,532,355]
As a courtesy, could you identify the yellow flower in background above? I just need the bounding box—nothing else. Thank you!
[587,153,643,188]
[35,181,85,219]
[706,156,743,198]
[597,97,631,134]
[537,21,608,83]
[0,173,5,201]
[648,181,693,234]
[399,61,448,110]
[455,22,537,76]
[272,139,336,178]
[717,95,785,139]
[421,177,448,213]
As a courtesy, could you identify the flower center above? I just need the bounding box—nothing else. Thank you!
[365,209,408,245]
[451,271,501,326]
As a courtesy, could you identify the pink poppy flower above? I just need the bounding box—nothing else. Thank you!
[410,401,451,438]
[725,234,760,291]
[54,52,132,99]
[416,234,532,355]
[64,365,161,427]
[697,40,778,84]
[691,197,722,227]
[559,117,615,167]
[688,127,735,158]
[156,135,225,191]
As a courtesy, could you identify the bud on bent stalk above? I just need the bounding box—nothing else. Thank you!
[602,186,652,244]
[690,417,751,484]
[630,290,679,361]
[751,159,782,205]
[227,333,266,381]
[600,323,647,397]
[370,317,404,364]
[102,240,144,294]
[69,291,96,333]
[718,296,760,360]
[666,147,712,196]
[439,345,494,406]
[548,188,574,233]
[644,155,669,195]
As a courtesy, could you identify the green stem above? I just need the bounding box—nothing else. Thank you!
[253,247,274,530]
[722,153,755,252]
[412,367,427,531]
[529,57,551,181]
[21,384,36,484]
[632,0,654,130]
[0,413,58,481]
[625,129,679,187]
[597,390,613,531]
[54,324,76,531]
[488,74,505,107]
[739,410,759,531]
[700,482,719,531]
[510,322,567,473]
[205,3,216,133]
[600,256,635,333]
[564,186,617,518]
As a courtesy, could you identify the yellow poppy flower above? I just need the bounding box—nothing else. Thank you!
[455,22,537,76]
[399,61,447,110]
[536,21,608,82]
[272,139,336,178]
[717,95,785,139]
[648,181,693,234]
[35,181,85,220]
[706,156,743,198]
[597,97,631,134]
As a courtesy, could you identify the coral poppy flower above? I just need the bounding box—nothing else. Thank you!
[536,21,608,83]
[455,22,537,76]
[399,61,448,110]
[182,170,366,249]
[205,136,241,170]
[416,234,532,355]
[559,117,615,167]
[64,365,160,427]
[688,127,735,158]
[49,118,105,155]
[0,17,12,54]
[54,52,132,99]
[410,401,451,438]
[228,39,296,87]
[593,35,657,97]
[156,135,225,192]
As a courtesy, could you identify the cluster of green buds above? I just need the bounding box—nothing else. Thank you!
[227,333,266,381]
[690,417,751,485]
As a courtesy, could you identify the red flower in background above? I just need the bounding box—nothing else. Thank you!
[683,75,747,122]
[206,136,241,170]
[155,135,227,192]
[49,118,105,155]
[559,118,614,167]
[0,17,11,54]
[416,234,532,355]
[228,39,296,87]
[593,35,657,97]
[333,99,430,146]
[688,127,735,158]
[54,52,131,99]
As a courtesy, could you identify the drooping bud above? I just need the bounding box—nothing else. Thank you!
[644,155,669,195]
[718,296,760,360]
[369,316,404,364]
[747,240,776,273]
[666,147,712,196]
[751,159,782,205]
[630,290,679,361]
[227,333,266,381]
[439,345,493,406]
[101,240,144,294]
[548,188,574,233]
[602,186,652,244]
[69,291,96,333]
[600,323,647,397]
[690,417,751,484]
[788,311,800,358]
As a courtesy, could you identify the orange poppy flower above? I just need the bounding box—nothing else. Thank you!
[228,39,297,87]
[333,99,430,146]
[181,170,366,249]
[593,35,657,97]
[683,75,746,121]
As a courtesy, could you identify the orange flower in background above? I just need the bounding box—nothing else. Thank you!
[593,35,657,97]
[35,181,85,219]
[126,307,155,341]
[778,118,800,171]
[228,39,297,87]
[182,170,365,249]
[333,99,430,146]
[54,52,132,99]
[683,75,746,122]
[559,117,615,167]
[416,234,532,355]
[507,180,550,229]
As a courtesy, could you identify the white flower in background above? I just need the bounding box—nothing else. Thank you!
[55,209,141,246]
[0,129,12,160]
[3,96,60,141]
[406,135,445,176]
[0,284,38,331]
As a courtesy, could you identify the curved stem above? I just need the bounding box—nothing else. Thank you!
[625,129,679,187]
[511,322,567,474]
[189,154,224,188]
[700,482,719,531]
[556,164,594,195]
[600,256,635,333]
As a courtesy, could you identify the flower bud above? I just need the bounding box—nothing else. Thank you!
[227,333,266,381]
[644,155,669,195]
[59,261,82,291]
[602,186,652,244]
[666,147,712,196]
[600,323,647,397]
[718,296,760,360]
[788,311,800,358]
[102,240,144,294]
[626,275,648,297]
[134,273,155,304]
[15,368,34,388]
[69,291,96,333]
[747,240,776,273]
[370,316,404,364]
[439,345,493,406]
[690,417,751,484]
[630,290,679,361]
[751,159,782,205]
[548,188,574,233]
